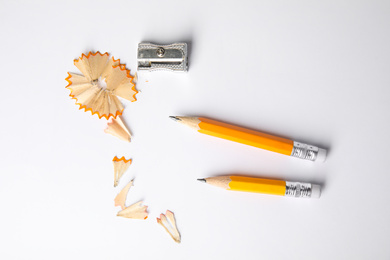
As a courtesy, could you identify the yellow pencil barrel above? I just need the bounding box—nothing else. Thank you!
[197,117,326,162]
[228,176,286,196]
[198,118,294,156]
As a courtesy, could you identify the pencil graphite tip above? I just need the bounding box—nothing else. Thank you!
[197,178,206,183]
[169,116,181,122]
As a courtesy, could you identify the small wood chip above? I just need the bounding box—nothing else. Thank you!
[114,180,133,210]
[105,116,132,142]
[117,201,148,220]
[157,210,181,243]
[112,156,132,187]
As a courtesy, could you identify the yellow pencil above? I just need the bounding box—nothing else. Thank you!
[170,116,326,162]
[198,176,321,198]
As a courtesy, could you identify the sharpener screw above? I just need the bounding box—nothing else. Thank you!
[156,47,165,57]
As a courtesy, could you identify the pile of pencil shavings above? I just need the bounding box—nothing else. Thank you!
[65,52,181,243]
[66,51,135,142]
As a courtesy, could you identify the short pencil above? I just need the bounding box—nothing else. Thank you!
[198,176,321,198]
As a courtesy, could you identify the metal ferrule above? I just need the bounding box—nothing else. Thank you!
[285,182,312,198]
[290,141,319,161]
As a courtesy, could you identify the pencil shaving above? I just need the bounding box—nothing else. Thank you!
[66,52,138,119]
[105,116,131,142]
[157,210,181,243]
[113,156,132,187]
[114,180,133,209]
[117,201,148,220]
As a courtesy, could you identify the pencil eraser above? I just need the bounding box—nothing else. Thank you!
[311,184,321,198]
[316,148,327,163]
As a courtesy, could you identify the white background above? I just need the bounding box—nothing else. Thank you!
[1,0,389,259]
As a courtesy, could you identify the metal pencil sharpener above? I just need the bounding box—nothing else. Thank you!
[137,42,188,72]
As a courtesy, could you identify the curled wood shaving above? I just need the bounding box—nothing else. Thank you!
[113,156,132,187]
[114,180,133,210]
[105,116,131,142]
[157,210,181,243]
[117,201,148,220]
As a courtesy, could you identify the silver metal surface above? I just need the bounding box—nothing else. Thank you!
[156,47,165,57]
[285,182,312,198]
[137,42,188,72]
[290,141,319,161]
